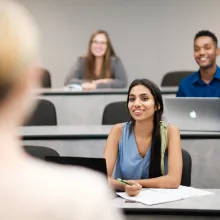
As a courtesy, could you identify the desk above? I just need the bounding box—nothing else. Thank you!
[38,87,178,96]
[115,189,220,219]
[21,125,220,188]
[37,87,177,125]
[21,125,220,139]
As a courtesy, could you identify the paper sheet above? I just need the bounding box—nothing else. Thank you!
[117,186,214,206]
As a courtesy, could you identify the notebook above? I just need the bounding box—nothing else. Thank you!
[117,185,214,206]
[45,156,108,177]
[163,98,220,131]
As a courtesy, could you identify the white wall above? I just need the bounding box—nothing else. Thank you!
[17,0,220,87]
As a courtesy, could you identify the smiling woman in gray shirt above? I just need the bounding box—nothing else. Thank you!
[64,30,128,89]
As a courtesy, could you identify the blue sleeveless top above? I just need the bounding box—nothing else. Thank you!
[114,122,168,180]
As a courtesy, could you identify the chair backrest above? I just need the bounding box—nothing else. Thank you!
[181,149,192,186]
[25,99,57,126]
[41,68,52,88]
[161,71,194,87]
[23,145,60,160]
[102,101,130,125]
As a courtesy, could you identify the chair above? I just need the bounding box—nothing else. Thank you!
[25,99,57,126]
[23,145,59,160]
[41,68,52,88]
[102,101,130,125]
[161,71,194,87]
[181,149,192,186]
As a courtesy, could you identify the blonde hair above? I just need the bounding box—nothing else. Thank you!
[0,1,40,100]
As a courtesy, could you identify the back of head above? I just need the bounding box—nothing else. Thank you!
[0,4,124,220]
[0,1,40,102]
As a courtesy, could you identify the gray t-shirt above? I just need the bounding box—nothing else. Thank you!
[64,57,128,88]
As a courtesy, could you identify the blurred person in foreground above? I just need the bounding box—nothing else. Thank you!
[0,1,123,220]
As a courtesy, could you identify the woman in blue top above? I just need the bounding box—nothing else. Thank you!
[104,79,182,196]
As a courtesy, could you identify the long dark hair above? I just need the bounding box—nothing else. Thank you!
[127,79,164,178]
[85,30,116,80]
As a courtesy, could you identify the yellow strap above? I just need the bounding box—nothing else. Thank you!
[159,121,168,175]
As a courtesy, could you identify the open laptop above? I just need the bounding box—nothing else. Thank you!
[163,98,220,131]
[45,156,108,178]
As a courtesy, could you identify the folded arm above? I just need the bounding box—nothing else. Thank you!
[64,58,86,86]
[96,58,128,89]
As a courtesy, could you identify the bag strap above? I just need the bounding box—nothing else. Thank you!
[160,121,168,175]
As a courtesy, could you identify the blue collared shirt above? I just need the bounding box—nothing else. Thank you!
[176,66,220,97]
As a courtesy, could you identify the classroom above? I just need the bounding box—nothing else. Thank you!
[1,0,220,219]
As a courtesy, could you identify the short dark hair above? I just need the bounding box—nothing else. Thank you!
[194,30,218,46]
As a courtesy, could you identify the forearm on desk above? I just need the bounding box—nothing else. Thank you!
[135,175,180,189]
[108,176,125,191]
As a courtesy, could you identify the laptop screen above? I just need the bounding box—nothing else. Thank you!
[164,98,220,132]
[45,156,108,177]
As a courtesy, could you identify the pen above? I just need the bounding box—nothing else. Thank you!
[117,178,133,186]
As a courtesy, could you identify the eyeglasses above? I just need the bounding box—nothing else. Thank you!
[92,40,107,45]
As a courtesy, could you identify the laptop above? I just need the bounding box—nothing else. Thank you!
[45,156,108,177]
[163,98,220,131]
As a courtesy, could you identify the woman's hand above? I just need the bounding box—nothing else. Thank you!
[125,181,142,197]
[82,82,97,90]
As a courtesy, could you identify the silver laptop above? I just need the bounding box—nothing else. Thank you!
[163,98,220,131]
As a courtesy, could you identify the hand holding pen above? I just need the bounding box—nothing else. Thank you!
[117,178,142,196]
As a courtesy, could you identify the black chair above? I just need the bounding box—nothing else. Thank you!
[41,68,52,88]
[25,99,57,126]
[102,101,130,125]
[161,71,194,87]
[181,149,192,186]
[23,145,59,160]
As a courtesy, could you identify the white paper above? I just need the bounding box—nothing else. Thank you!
[117,189,182,206]
[150,185,214,199]
[117,186,214,206]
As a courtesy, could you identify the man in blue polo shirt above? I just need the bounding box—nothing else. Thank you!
[177,30,220,97]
